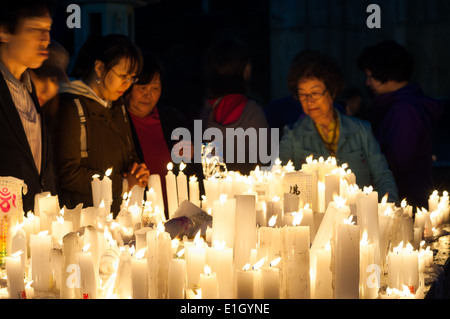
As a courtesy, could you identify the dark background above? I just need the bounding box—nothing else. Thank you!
[50,0,450,192]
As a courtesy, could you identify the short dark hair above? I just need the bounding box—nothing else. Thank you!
[0,1,55,34]
[203,38,251,98]
[287,50,344,99]
[357,40,414,83]
[124,52,165,96]
[71,34,143,81]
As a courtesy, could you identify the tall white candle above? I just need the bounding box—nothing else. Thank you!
[168,249,186,299]
[334,216,360,299]
[206,241,233,299]
[30,231,53,292]
[165,163,178,219]
[211,194,236,249]
[360,230,378,299]
[315,241,332,299]
[131,248,148,299]
[185,231,207,291]
[199,265,218,299]
[189,175,200,207]
[76,243,98,299]
[176,162,189,205]
[324,171,340,210]
[234,195,257,270]
[148,174,165,218]
[261,257,281,299]
[6,250,26,299]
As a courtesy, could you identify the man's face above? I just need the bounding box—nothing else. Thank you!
[364,70,391,96]
[1,13,52,70]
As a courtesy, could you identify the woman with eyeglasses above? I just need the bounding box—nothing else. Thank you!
[54,34,150,216]
[279,50,398,203]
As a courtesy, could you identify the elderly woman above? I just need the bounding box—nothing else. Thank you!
[279,50,398,203]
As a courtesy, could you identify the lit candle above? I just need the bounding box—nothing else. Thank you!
[51,214,73,244]
[314,241,332,299]
[113,248,132,299]
[131,248,148,299]
[148,174,165,218]
[176,162,189,206]
[360,230,378,299]
[261,257,281,299]
[236,263,254,299]
[76,243,98,299]
[211,194,236,249]
[11,225,27,273]
[185,230,207,291]
[199,265,218,299]
[334,216,360,299]
[30,230,53,292]
[6,250,26,299]
[189,175,200,207]
[168,249,186,299]
[234,195,257,270]
[206,240,233,299]
[280,216,310,299]
[428,190,439,212]
[165,163,178,219]
[324,170,340,210]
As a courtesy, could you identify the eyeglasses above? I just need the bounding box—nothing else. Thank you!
[298,90,328,101]
[110,68,138,84]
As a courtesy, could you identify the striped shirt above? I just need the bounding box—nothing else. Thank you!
[0,61,42,174]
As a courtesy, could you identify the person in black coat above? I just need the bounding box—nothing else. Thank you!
[0,1,57,213]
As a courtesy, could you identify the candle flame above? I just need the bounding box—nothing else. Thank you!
[363,186,373,195]
[401,198,407,208]
[360,230,369,246]
[333,194,347,208]
[156,222,165,237]
[38,230,49,236]
[176,248,185,258]
[306,155,313,164]
[325,241,331,250]
[189,175,197,183]
[343,215,354,225]
[252,257,266,270]
[381,194,388,205]
[82,243,91,252]
[213,240,226,250]
[268,215,277,227]
[242,263,251,272]
[194,229,203,247]
[167,162,173,171]
[105,167,113,177]
[92,174,100,179]
[172,238,180,249]
[393,241,403,253]
[219,194,228,204]
[57,215,65,224]
[292,211,303,226]
[11,250,23,258]
[135,248,146,259]
[272,195,280,202]
[204,265,212,276]
[303,203,310,210]
[406,243,414,254]
[269,256,281,267]
[179,162,186,171]
[275,158,282,166]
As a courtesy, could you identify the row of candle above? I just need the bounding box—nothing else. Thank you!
[2,156,447,299]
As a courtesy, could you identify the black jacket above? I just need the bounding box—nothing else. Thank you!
[0,73,57,213]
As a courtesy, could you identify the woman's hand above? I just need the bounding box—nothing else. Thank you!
[124,162,150,191]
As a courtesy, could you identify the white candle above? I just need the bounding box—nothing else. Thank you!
[356,186,380,266]
[261,257,281,299]
[318,181,325,213]
[360,230,378,299]
[51,215,73,244]
[280,223,310,299]
[199,265,218,299]
[6,250,26,299]
[234,195,257,270]
[11,225,27,273]
[334,216,360,299]
[189,175,200,207]
[236,263,254,299]
[165,163,178,219]
[147,224,172,298]
[185,231,207,291]
[206,241,233,299]
[428,190,439,212]
[176,162,189,206]
[211,194,236,249]
[314,241,332,299]
[148,174,165,218]
[113,248,132,299]
[131,248,148,299]
[30,231,53,292]
[168,249,186,299]
[76,243,98,299]
[324,170,340,210]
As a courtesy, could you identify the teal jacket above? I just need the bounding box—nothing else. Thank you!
[279,110,399,203]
